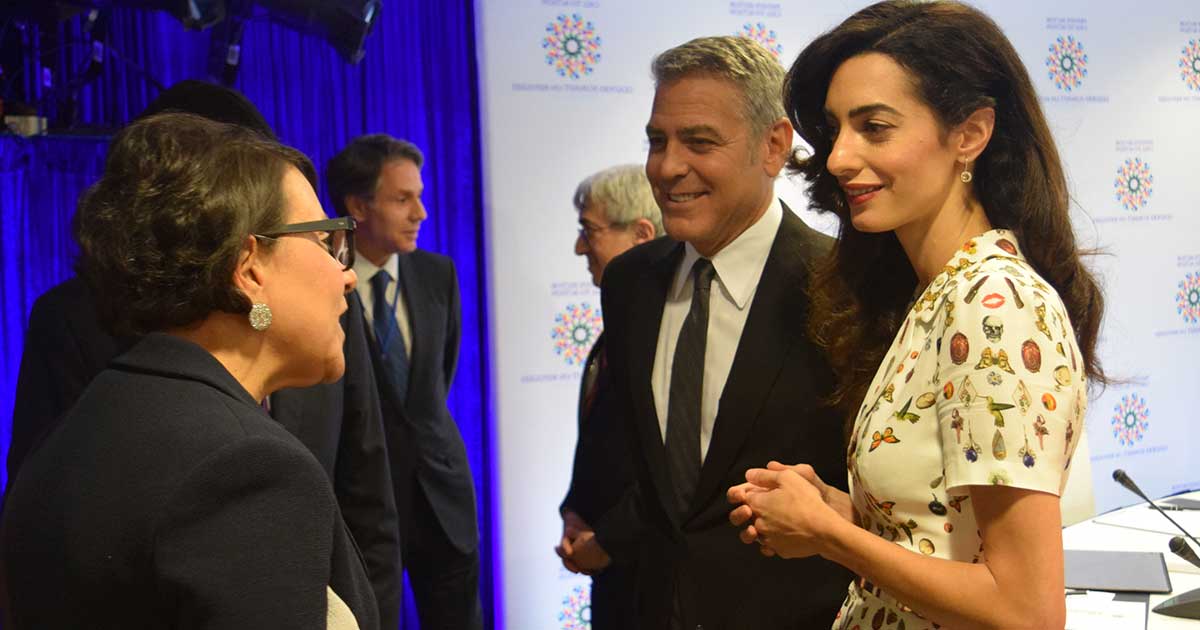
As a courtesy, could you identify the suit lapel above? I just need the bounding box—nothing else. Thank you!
[396,253,423,392]
[627,242,685,528]
[577,333,605,423]
[688,210,810,516]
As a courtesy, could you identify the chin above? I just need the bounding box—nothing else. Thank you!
[662,215,704,244]
[321,356,347,384]
[849,212,893,235]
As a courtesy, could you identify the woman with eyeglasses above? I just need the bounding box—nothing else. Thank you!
[1,112,376,629]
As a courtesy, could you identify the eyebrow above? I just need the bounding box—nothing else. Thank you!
[825,102,905,120]
[644,124,724,139]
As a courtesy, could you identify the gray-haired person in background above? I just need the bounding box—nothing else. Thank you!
[556,164,663,630]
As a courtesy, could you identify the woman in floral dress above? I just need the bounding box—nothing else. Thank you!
[727,2,1107,628]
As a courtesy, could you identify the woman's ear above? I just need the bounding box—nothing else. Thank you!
[232,235,270,303]
[956,106,996,163]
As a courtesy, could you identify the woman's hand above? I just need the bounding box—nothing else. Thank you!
[727,461,849,559]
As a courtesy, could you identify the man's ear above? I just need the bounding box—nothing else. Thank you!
[631,218,657,245]
[345,195,370,224]
[232,235,269,303]
[761,117,794,177]
[955,106,996,164]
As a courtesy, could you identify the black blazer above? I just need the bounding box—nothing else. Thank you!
[598,207,854,629]
[5,277,401,629]
[271,291,402,630]
[364,250,477,554]
[560,333,638,538]
[2,333,378,629]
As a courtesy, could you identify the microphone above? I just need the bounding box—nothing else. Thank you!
[1170,536,1200,570]
[1113,470,1200,620]
[1112,469,1200,549]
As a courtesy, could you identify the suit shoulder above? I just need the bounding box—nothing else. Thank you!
[29,276,90,321]
[410,248,455,271]
[605,237,675,283]
[781,211,835,261]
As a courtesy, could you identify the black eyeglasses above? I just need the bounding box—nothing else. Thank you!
[255,217,356,270]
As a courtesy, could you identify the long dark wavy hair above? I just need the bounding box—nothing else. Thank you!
[785,0,1106,420]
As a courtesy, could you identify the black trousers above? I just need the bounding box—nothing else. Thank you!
[402,481,482,630]
[592,563,638,630]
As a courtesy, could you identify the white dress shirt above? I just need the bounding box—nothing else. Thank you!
[652,196,782,463]
[353,252,413,359]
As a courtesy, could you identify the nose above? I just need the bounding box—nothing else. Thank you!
[343,268,358,294]
[574,230,588,255]
[650,140,688,183]
[413,198,428,223]
[825,129,859,178]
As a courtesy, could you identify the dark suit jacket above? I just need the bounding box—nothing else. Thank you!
[363,250,477,554]
[561,332,639,629]
[271,291,402,629]
[561,334,636,529]
[5,277,401,629]
[598,207,854,629]
[1,333,378,629]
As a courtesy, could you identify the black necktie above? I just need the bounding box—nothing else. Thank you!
[664,258,716,516]
[371,269,409,405]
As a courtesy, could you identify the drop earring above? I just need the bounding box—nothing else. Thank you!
[960,158,974,184]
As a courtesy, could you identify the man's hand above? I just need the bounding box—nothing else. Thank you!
[561,509,589,541]
[569,530,612,574]
[556,509,605,574]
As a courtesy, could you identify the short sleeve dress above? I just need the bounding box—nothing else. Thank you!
[834,229,1088,630]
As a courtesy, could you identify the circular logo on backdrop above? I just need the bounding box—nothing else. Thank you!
[1113,158,1154,212]
[558,584,591,630]
[543,14,602,79]
[1177,272,1200,325]
[1181,39,1200,92]
[552,303,603,366]
[736,22,783,60]
[1046,35,1088,91]
[1111,393,1150,448]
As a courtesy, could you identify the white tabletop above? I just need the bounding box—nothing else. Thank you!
[1063,491,1200,629]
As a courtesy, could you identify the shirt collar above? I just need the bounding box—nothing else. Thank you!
[352,251,399,288]
[670,196,783,310]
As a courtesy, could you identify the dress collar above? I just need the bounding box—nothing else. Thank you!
[938,228,1026,273]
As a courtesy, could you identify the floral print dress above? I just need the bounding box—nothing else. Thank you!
[834,230,1087,630]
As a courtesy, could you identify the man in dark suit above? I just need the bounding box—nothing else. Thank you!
[562,36,854,629]
[328,134,481,630]
[5,81,402,630]
[556,164,663,630]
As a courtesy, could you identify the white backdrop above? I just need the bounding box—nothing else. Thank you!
[475,1,1200,627]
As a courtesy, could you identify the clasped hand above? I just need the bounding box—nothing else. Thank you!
[555,509,611,575]
[726,461,846,559]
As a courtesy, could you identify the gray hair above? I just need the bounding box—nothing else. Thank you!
[573,164,664,236]
[651,35,786,138]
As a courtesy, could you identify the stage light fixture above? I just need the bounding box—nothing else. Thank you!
[252,0,380,64]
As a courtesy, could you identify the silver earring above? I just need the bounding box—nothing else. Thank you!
[960,160,973,184]
[249,303,273,331]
